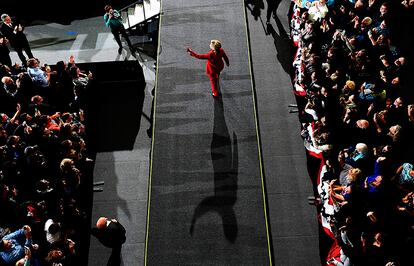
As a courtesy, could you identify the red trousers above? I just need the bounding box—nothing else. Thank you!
[209,74,219,96]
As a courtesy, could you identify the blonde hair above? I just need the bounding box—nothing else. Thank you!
[210,40,222,51]
[348,168,361,182]
[345,80,356,91]
[60,158,73,172]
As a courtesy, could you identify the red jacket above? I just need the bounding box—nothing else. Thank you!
[190,48,229,76]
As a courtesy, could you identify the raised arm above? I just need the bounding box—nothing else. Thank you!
[104,14,111,27]
[187,48,211,60]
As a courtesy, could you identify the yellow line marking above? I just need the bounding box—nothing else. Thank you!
[242,1,273,265]
[144,0,163,265]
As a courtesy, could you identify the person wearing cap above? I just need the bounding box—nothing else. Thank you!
[0,14,33,66]
[0,225,32,265]
[187,40,230,97]
[91,216,126,266]
[44,219,62,245]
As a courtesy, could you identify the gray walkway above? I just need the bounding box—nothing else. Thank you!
[146,0,270,264]
[246,1,320,265]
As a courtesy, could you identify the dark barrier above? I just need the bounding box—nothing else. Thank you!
[80,60,146,153]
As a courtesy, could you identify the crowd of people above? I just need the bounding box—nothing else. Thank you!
[290,0,414,265]
[0,13,94,265]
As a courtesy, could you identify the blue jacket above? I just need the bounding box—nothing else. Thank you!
[0,229,32,264]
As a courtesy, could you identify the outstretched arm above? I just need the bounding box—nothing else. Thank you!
[187,48,210,60]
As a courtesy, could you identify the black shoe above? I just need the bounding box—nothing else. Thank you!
[118,47,123,54]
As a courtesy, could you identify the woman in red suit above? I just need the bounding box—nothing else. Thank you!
[187,40,229,97]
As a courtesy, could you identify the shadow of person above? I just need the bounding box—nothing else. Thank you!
[265,0,282,22]
[190,96,239,242]
[266,16,292,76]
[245,0,265,21]
[107,246,123,266]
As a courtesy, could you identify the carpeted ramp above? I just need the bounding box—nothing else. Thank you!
[146,0,271,264]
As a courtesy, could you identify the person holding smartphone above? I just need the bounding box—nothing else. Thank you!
[103,5,136,55]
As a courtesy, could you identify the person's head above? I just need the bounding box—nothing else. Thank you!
[393,97,403,108]
[327,48,337,59]
[60,158,74,172]
[355,143,368,154]
[305,20,314,31]
[348,168,362,182]
[355,0,365,10]
[388,124,402,137]
[209,40,221,51]
[0,239,12,252]
[27,58,39,68]
[0,113,9,123]
[391,76,400,86]
[7,135,21,147]
[344,80,356,91]
[19,112,32,124]
[408,104,414,117]
[69,66,80,79]
[356,119,369,129]
[104,5,113,14]
[377,34,388,45]
[61,139,74,151]
[45,249,64,263]
[61,112,73,123]
[48,222,61,235]
[31,95,43,105]
[56,60,66,73]
[1,76,14,86]
[1,14,11,24]
[96,217,108,229]
[380,3,389,16]
[361,17,372,30]
[395,57,405,67]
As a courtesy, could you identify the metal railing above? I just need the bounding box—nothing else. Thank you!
[118,0,160,30]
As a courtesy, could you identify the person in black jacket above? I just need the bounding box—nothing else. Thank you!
[91,216,126,266]
[0,14,33,66]
[0,34,12,67]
